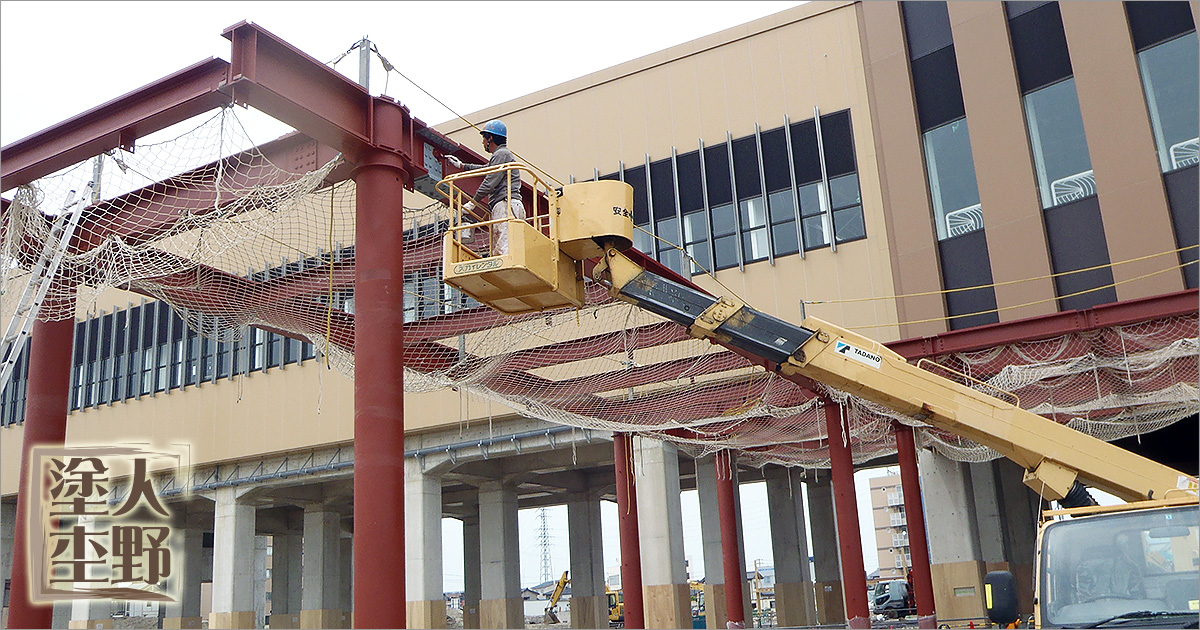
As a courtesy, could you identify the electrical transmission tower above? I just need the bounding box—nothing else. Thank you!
[538,507,553,584]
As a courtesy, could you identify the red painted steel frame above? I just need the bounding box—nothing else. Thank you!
[7,299,75,629]
[894,421,938,628]
[0,58,232,192]
[614,432,646,629]
[350,108,411,627]
[716,449,747,627]
[824,400,871,629]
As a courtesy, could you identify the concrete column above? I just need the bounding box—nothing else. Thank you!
[254,535,268,628]
[340,534,353,628]
[269,531,303,629]
[993,460,1039,616]
[162,526,205,629]
[633,437,690,629]
[462,503,482,630]
[567,490,606,629]
[765,466,817,627]
[919,451,986,622]
[697,455,729,629]
[406,458,445,628]
[301,507,342,628]
[210,487,257,629]
[478,481,521,629]
[806,474,844,625]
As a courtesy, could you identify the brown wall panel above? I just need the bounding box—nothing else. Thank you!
[947,1,1058,322]
[858,1,947,338]
[1059,2,1185,300]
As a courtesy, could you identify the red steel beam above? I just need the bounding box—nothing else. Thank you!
[888,289,1198,359]
[1,58,232,192]
[74,132,344,251]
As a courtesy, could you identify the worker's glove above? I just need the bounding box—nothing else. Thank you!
[463,201,475,214]
[446,155,464,169]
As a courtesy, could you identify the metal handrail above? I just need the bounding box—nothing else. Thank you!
[437,161,554,258]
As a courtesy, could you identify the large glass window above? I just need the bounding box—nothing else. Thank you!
[1136,32,1199,172]
[768,189,800,256]
[712,202,739,270]
[682,209,711,274]
[739,197,769,263]
[1025,77,1095,208]
[798,181,829,251]
[830,174,866,243]
[924,118,983,239]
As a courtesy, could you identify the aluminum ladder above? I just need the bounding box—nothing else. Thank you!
[0,183,92,392]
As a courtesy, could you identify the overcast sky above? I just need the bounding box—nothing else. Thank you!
[1,0,911,591]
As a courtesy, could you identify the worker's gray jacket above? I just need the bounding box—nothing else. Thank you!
[463,145,521,207]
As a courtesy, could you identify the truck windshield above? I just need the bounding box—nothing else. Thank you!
[1040,505,1199,627]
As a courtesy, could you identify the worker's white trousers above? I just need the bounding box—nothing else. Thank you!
[492,197,526,255]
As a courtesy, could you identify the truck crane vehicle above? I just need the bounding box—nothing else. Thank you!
[438,165,1199,628]
[544,571,569,624]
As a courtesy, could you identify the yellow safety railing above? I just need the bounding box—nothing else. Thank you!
[437,161,555,260]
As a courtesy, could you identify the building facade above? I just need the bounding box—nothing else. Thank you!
[869,474,911,581]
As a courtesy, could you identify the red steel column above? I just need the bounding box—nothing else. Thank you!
[895,421,937,628]
[614,432,645,629]
[716,449,747,628]
[352,103,411,629]
[823,399,871,629]
[8,296,75,629]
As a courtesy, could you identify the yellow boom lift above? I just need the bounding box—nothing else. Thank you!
[440,166,1199,629]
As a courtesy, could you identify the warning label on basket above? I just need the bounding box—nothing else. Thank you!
[835,340,882,369]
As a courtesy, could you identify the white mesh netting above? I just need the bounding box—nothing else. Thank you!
[3,108,1196,469]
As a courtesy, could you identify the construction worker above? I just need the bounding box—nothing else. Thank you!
[446,120,525,255]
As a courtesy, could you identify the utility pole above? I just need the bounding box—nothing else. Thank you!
[538,507,553,584]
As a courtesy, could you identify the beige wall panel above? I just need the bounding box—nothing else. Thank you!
[748,32,788,125]
[858,1,946,339]
[617,74,652,166]
[808,12,854,115]
[641,65,675,156]
[776,20,819,116]
[947,1,1057,322]
[60,365,354,468]
[694,51,733,144]
[1060,2,1185,299]
[591,81,626,172]
[666,62,704,147]
[930,559,985,621]
[719,43,760,139]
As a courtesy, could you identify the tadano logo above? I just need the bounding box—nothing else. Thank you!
[835,340,882,368]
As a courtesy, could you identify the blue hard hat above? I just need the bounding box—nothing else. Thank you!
[481,119,507,139]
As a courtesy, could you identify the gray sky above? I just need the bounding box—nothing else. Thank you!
[1,0,908,591]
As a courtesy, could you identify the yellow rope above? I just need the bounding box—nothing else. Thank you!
[325,182,338,366]
[806,244,1198,307]
[846,259,1197,331]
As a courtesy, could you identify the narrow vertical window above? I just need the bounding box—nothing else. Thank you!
[705,144,739,269]
[924,119,983,239]
[1134,31,1199,172]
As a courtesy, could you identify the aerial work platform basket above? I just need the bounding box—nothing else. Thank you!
[439,162,633,314]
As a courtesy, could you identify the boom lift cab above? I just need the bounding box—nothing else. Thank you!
[440,164,632,314]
